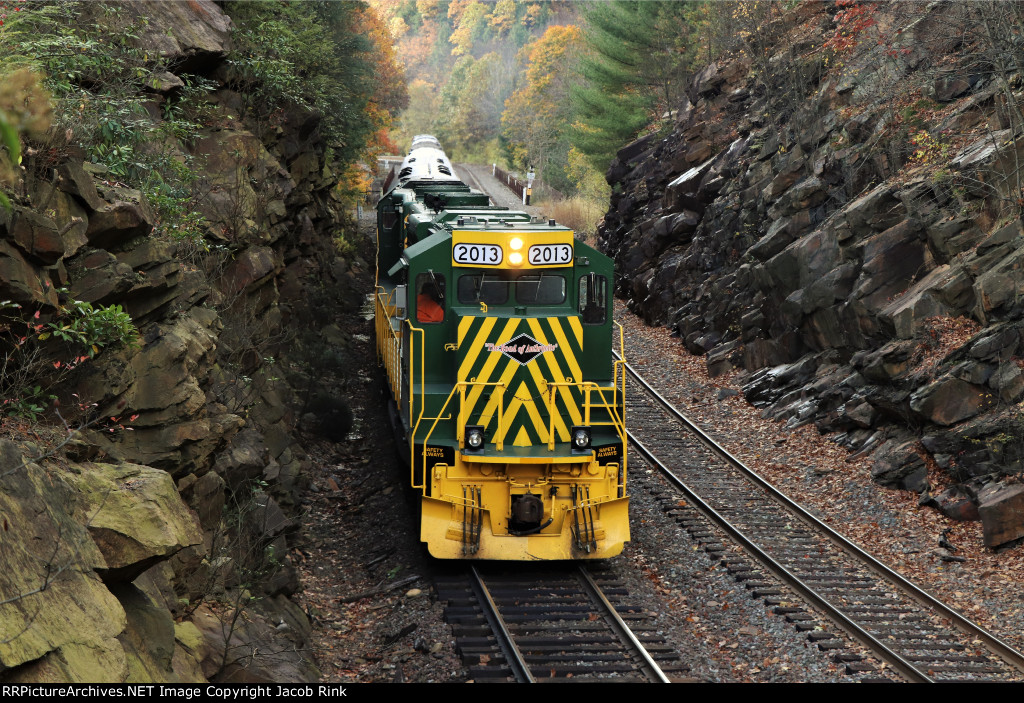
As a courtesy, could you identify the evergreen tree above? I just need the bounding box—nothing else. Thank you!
[571,1,690,170]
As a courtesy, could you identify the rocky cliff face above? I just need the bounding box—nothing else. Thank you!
[601,2,1024,548]
[0,1,358,682]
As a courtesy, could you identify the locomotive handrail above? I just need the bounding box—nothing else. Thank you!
[614,321,628,488]
[417,380,507,493]
[407,319,425,440]
[374,287,402,400]
[414,401,458,491]
[543,381,626,453]
[586,383,627,486]
[614,360,628,490]
[411,374,450,491]
[406,319,428,480]
[375,286,428,475]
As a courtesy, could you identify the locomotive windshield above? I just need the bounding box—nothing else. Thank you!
[458,273,507,305]
[516,274,565,304]
[457,272,565,305]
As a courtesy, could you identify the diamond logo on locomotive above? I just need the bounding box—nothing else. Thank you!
[484,333,557,365]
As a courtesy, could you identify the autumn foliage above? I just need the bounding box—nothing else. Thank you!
[369,1,687,195]
[502,25,581,179]
[822,0,877,55]
[356,3,408,162]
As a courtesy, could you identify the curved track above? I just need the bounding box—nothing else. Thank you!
[455,163,543,214]
[620,352,1024,682]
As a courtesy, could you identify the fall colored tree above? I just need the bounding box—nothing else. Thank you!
[357,3,409,160]
[449,0,490,56]
[435,52,513,158]
[502,24,582,190]
[373,0,598,171]
[489,0,517,37]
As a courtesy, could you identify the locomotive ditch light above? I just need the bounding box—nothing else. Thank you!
[571,426,592,453]
[465,425,485,453]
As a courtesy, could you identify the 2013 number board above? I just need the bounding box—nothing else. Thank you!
[528,243,572,266]
[453,243,502,266]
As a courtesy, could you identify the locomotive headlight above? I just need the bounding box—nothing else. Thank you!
[509,252,523,266]
[465,425,485,452]
[571,426,591,452]
[510,237,523,251]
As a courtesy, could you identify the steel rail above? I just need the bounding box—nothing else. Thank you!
[577,566,672,683]
[454,164,491,203]
[470,565,535,683]
[617,352,1024,679]
[628,432,930,683]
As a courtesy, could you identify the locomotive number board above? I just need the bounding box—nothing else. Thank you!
[451,229,575,270]
[528,243,573,265]
[453,242,503,265]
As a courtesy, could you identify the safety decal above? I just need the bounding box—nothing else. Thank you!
[484,333,557,365]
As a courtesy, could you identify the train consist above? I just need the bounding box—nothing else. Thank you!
[374,136,628,560]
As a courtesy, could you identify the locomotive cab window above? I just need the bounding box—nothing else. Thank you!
[578,273,607,324]
[515,274,565,305]
[458,274,509,305]
[458,273,565,306]
[415,273,445,323]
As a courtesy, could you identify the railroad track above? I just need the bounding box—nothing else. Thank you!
[437,564,691,682]
[456,163,538,213]
[453,164,492,203]
[619,351,1024,682]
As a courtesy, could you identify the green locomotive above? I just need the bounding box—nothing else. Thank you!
[374,136,628,560]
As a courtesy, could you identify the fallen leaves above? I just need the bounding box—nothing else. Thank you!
[614,299,1024,656]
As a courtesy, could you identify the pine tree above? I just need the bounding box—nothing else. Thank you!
[571,1,690,170]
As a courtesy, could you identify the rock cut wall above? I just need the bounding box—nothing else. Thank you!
[601,2,1024,548]
[0,0,358,682]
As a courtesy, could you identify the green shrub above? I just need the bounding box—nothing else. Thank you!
[1,4,211,250]
[225,0,377,165]
[40,297,138,356]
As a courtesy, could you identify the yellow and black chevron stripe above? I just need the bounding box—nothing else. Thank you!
[457,315,585,448]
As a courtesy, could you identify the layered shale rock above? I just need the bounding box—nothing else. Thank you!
[0,442,200,682]
[0,0,353,682]
[601,2,1024,547]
